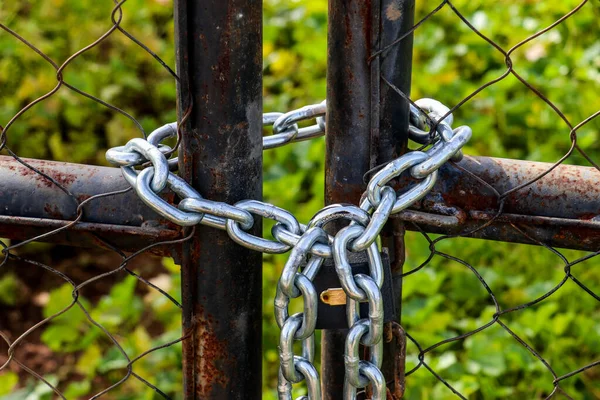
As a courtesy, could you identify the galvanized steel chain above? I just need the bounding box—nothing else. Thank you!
[106,101,327,174]
[275,226,326,399]
[105,98,470,399]
[264,100,327,149]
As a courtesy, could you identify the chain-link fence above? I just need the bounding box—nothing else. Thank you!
[377,1,600,398]
[1,0,600,399]
[0,1,189,398]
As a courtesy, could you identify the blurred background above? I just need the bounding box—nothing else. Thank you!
[1,0,600,398]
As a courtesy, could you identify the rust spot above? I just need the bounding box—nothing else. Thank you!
[195,305,230,397]
[385,1,403,21]
[51,172,77,186]
[43,204,64,219]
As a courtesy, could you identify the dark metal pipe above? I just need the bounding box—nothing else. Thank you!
[431,156,600,220]
[0,155,164,225]
[325,0,374,397]
[1,154,598,253]
[0,215,180,254]
[174,1,263,399]
[0,156,179,253]
[376,0,415,395]
[395,155,600,251]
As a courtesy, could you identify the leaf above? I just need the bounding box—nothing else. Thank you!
[0,274,20,306]
[25,375,58,400]
[91,276,143,329]
[465,334,507,377]
[0,372,18,396]
[40,323,81,352]
[63,380,91,399]
[42,284,77,320]
[76,344,102,377]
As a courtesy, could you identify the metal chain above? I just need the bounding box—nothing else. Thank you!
[105,98,470,400]
[275,227,326,399]
[106,102,327,174]
[264,100,327,149]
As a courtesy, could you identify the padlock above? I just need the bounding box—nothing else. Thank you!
[313,248,396,330]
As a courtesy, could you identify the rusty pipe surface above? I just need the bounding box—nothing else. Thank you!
[0,156,179,253]
[432,156,600,219]
[395,156,600,251]
[174,0,263,398]
[324,0,375,397]
[0,155,598,252]
[0,155,165,224]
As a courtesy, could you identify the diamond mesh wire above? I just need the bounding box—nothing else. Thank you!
[377,1,600,398]
[0,1,191,398]
[1,0,600,399]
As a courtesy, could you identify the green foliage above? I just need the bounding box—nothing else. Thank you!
[0,274,20,306]
[0,372,18,396]
[1,0,600,399]
[0,375,58,400]
[10,272,183,400]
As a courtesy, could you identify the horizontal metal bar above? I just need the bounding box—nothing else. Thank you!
[394,156,600,251]
[0,155,179,253]
[0,155,598,252]
[0,215,180,253]
[433,156,600,220]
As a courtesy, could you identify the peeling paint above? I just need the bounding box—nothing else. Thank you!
[385,1,403,21]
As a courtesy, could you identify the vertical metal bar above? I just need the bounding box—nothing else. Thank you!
[324,0,414,398]
[377,1,415,397]
[174,1,263,399]
[324,0,374,398]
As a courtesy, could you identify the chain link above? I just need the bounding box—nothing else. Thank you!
[106,98,470,399]
[264,101,327,149]
[409,97,465,162]
[408,98,454,144]
[275,227,325,398]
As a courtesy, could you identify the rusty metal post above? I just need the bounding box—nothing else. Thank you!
[324,0,414,397]
[174,1,263,399]
[377,1,415,398]
[324,0,375,397]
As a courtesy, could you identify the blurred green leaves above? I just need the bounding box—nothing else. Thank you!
[2,0,600,399]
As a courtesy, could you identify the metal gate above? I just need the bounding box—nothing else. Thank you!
[1,0,599,399]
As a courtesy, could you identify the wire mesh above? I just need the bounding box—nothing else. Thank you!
[2,0,600,399]
[0,1,191,398]
[376,0,600,398]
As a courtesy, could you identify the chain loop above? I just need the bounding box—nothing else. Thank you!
[365,151,439,215]
[343,319,384,388]
[408,98,454,144]
[351,361,386,400]
[411,125,472,179]
[346,275,383,346]
[367,151,428,206]
[122,167,204,226]
[275,226,324,397]
[278,315,320,400]
[279,227,328,297]
[178,197,254,230]
[350,186,396,252]
[332,225,383,301]
[278,358,322,400]
[226,200,301,253]
[106,143,173,167]
[264,102,326,149]
[274,273,318,340]
[124,138,170,192]
[272,223,333,258]
[106,98,471,400]
[307,204,370,230]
